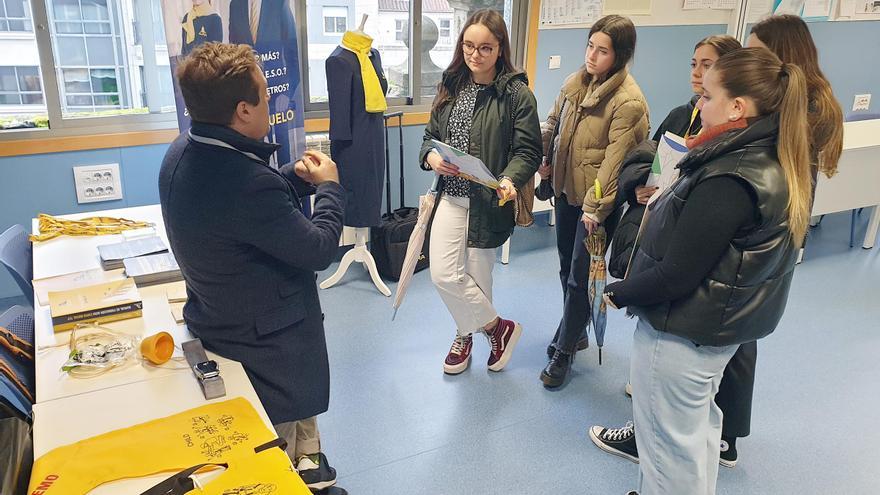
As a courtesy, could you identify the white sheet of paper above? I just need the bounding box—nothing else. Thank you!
[747,0,774,21]
[540,0,604,26]
[33,268,127,307]
[431,139,498,187]
[646,132,689,205]
[803,0,831,16]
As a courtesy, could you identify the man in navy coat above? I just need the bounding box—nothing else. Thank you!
[159,43,346,494]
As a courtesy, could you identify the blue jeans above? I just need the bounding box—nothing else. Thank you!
[631,318,737,495]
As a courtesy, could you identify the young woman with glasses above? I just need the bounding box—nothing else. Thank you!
[419,9,541,375]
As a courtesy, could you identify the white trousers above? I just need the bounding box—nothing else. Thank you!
[429,196,498,336]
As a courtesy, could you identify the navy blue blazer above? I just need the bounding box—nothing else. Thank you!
[159,122,345,423]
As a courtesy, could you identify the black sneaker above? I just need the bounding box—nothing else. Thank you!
[546,336,589,359]
[720,439,738,468]
[589,421,639,463]
[296,452,337,491]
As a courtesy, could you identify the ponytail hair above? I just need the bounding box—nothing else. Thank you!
[776,62,813,245]
[712,48,812,245]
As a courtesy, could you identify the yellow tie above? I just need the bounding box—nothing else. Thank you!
[341,31,387,113]
[249,0,259,43]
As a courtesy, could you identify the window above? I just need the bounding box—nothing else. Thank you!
[2,0,527,135]
[299,0,527,109]
[322,6,347,35]
[0,0,175,132]
[438,18,450,41]
[0,66,43,104]
[394,18,405,42]
[0,0,33,31]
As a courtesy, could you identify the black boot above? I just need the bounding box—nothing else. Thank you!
[540,349,573,388]
[546,336,588,359]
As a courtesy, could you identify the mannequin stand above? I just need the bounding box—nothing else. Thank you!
[320,227,391,296]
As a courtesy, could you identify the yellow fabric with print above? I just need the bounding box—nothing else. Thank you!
[182,4,213,45]
[28,398,277,495]
[341,31,387,113]
[184,448,310,495]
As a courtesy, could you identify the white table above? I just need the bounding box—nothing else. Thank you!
[28,204,277,492]
[30,205,218,403]
[812,119,880,249]
[31,361,275,495]
[31,205,168,281]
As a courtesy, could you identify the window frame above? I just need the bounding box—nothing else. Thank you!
[296,0,530,117]
[1,0,531,142]
[0,0,178,141]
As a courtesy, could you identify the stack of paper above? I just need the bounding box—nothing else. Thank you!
[97,236,168,270]
[123,252,183,287]
[48,279,143,332]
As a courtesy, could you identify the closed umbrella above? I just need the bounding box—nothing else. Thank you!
[586,179,609,364]
[585,226,608,364]
[392,179,442,320]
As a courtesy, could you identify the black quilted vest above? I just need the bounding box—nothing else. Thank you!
[628,116,799,346]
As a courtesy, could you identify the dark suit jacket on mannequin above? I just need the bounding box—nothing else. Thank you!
[325,46,388,227]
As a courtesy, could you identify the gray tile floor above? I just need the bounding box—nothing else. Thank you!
[4,210,878,494]
[314,210,880,495]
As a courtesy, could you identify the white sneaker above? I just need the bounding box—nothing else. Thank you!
[624,382,633,398]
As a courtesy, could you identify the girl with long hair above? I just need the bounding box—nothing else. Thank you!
[602,47,812,494]
[420,9,541,375]
[538,15,649,387]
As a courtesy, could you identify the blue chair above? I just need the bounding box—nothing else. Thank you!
[0,305,34,419]
[0,225,34,307]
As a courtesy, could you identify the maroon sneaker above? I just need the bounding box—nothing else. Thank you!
[485,318,522,372]
[443,334,473,375]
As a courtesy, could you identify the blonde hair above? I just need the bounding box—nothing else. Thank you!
[712,47,812,245]
[751,15,844,177]
[177,42,261,125]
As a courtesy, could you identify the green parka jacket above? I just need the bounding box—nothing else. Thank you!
[420,69,542,249]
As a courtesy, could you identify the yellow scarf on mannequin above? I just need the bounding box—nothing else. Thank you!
[182,3,212,45]
[27,398,277,494]
[341,31,387,113]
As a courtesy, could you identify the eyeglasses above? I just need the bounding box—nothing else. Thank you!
[461,42,498,57]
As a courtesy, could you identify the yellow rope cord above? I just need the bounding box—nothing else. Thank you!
[29,213,154,242]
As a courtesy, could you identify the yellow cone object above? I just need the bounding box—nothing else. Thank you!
[341,31,387,113]
[28,398,276,494]
[141,331,175,365]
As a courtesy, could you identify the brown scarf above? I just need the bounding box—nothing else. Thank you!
[685,118,748,150]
